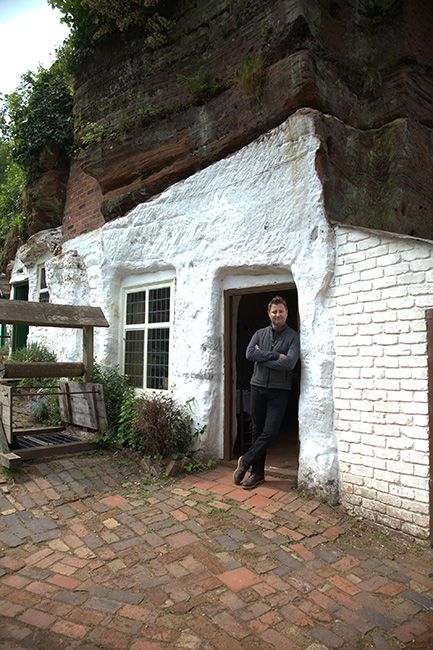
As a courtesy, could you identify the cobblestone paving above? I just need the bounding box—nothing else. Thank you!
[0,451,431,649]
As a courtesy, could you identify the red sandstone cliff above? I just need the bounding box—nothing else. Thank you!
[60,0,433,240]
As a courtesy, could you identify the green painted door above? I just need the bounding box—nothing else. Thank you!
[11,282,29,351]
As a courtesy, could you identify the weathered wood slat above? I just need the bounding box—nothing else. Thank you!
[0,362,85,379]
[12,441,96,460]
[58,382,107,432]
[83,326,94,382]
[14,426,64,436]
[0,300,109,328]
[0,451,21,468]
[0,419,10,453]
[0,386,13,443]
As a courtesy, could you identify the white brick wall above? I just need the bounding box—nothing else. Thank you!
[331,225,433,540]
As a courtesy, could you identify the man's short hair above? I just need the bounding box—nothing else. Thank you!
[268,295,288,310]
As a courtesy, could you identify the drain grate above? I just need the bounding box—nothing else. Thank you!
[14,432,80,449]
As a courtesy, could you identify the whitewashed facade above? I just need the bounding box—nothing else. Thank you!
[332,227,433,540]
[10,110,433,539]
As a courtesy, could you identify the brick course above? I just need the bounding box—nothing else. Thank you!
[62,161,105,241]
[331,225,433,539]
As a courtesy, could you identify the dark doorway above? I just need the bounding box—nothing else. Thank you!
[224,285,300,479]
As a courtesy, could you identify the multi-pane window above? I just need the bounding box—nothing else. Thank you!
[123,285,172,390]
[38,267,49,303]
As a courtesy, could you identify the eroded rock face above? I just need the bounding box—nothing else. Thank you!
[24,169,68,236]
[69,0,433,237]
[315,116,433,238]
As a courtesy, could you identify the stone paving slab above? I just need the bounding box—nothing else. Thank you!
[0,451,431,649]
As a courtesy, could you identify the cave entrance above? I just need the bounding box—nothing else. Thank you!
[223,285,299,479]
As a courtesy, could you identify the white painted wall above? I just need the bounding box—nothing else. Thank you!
[331,225,433,540]
[10,110,433,538]
[10,110,338,500]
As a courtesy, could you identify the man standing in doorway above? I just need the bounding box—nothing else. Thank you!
[234,295,300,489]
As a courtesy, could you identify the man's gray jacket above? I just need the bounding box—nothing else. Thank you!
[246,324,300,390]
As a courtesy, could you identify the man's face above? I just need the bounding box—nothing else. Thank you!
[268,302,288,330]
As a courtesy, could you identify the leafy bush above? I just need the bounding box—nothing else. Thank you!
[8,343,62,426]
[26,392,61,426]
[8,343,57,388]
[124,393,198,458]
[9,342,57,363]
[91,362,135,442]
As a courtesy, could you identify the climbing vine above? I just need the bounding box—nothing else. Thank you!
[48,0,173,69]
[1,64,73,182]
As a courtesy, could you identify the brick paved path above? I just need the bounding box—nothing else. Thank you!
[0,452,431,649]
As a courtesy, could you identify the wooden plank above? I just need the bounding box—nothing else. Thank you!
[0,300,109,329]
[0,419,10,453]
[14,426,64,436]
[83,326,94,382]
[0,451,21,468]
[0,362,85,379]
[14,440,96,460]
[223,291,232,461]
[58,382,107,432]
[0,386,12,444]
[62,382,73,424]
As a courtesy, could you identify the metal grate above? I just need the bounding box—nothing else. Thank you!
[14,432,80,449]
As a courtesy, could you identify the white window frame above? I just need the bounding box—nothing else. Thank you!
[121,279,174,391]
[37,266,49,303]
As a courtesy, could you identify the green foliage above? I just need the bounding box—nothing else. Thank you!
[8,343,57,388]
[117,387,138,446]
[9,342,57,363]
[234,55,265,100]
[2,65,73,182]
[48,0,173,70]
[26,392,62,426]
[79,122,116,150]
[138,104,163,127]
[184,458,217,474]
[91,362,135,441]
[177,69,225,104]
[0,138,8,182]
[127,393,199,458]
[8,343,62,426]
[0,140,26,250]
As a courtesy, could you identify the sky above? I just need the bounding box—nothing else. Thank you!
[0,0,69,96]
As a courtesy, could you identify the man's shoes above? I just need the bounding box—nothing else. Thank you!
[242,474,264,490]
[233,456,247,485]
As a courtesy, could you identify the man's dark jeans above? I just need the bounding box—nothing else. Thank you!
[242,385,289,477]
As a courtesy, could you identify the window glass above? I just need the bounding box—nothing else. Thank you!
[126,291,146,325]
[38,267,50,303]
[123,283,172,390]
[148,286,170,324]
[147,327,169,390]
[124,330,145,388]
